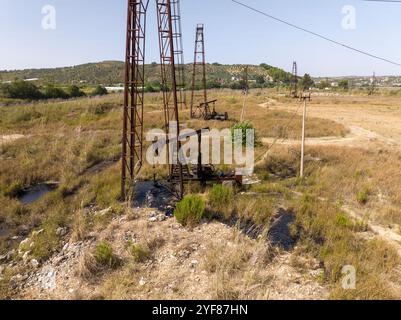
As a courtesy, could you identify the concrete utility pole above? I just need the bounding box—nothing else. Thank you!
[300,94,309,178]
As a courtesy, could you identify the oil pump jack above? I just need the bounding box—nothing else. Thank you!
[121,0,237,201]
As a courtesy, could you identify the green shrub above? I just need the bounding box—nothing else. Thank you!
[357,190,369,205]
[130,244,150,263]
[336,213,352,228]
[208,184,234,213]
[67,85,86,98]
[94,242,118,267]
[231,121,259,146]
[0,80,42,100]
[42,85,69,99]
[91,85,108,97]
[174,195,205,226]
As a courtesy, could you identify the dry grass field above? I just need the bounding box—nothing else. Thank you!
[1,88,401,300]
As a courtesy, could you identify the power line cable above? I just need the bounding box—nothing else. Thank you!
[231,0,401,68]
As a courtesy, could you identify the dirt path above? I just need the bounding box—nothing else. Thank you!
[260,125,396,149]
[341,205,401,257]
[260,97,401,150]
[0,134,26,145]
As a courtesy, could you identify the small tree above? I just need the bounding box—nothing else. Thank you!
[338,80,349,91]
[1,80,42,100]
[91,85,108,96]
[67,85,86,98]
[42,85,69,99]
[300,74,314,91]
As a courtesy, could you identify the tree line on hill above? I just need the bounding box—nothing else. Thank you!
[0,80,108,100]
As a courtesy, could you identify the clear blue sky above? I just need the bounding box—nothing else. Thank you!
[1,0,401,76]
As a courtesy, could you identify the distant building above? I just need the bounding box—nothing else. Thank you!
[105,86,124,92]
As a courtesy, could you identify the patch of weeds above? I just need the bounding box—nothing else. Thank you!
[30,209,68,261]
[208,184,234,219]
[129,243,150,263]
[335,213,352,228]
[174,195,205,227]
[2,182,24,198]
[356,189,369,205]
[94,241,119,268]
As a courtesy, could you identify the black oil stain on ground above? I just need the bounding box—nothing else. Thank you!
[133,181,177,215]
[18,183,58,205]
[268,208,296,251]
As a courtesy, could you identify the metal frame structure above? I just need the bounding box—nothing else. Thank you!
[290,61,298,98]
[170,0,187,110]
[190,24,208,119]
[122,0,184,199]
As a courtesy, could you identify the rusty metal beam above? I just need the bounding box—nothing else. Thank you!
[122,0,148,199]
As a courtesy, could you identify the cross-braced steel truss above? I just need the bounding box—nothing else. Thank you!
[122,0,184,199]
[190,24,208,119]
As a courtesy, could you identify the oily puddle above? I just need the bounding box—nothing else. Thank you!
[18,183,58,205]
[133,181,177,214]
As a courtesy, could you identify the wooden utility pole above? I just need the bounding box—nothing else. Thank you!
[240,66,249,122]
[300,94,309,178]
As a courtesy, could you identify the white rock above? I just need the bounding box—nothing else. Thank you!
[62,243,69,252]
[22,251,30,263]
[157,214,167,222]
[149,217,158,223]
[56,227,68,237]
[139,277,146,286]
[190,260,199,268]
[30,259,39,269]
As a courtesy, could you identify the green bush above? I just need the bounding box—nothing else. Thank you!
[231,121,259,146]
[174,195,205,226]
[91,85,108,96]
[67,85,86,98]
[94,241,118,267]
[208,184,234,212]
[42,85,69,99]
[357,190,369,205]
[130,244,150,263]
[0,80,42,100]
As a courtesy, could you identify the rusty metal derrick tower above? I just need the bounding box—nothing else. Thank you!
[122,0,184,200]
[190,24,208,119]
[291,61,298,98]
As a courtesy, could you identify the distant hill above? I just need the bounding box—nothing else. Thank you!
[0,61,292,87]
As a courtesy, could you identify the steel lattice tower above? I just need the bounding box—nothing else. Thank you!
[122,0,183,199]
[170,0,187,110]
[190,24,208,119]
